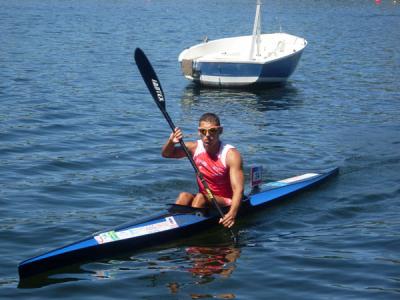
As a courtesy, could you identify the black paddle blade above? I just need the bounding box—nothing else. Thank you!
[134,48,166,111]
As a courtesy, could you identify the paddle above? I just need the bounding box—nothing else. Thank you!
[134,48,236,242]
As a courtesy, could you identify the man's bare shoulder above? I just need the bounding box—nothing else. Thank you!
[226,147,243,166]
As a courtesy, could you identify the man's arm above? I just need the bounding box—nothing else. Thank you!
[220,148,244,228]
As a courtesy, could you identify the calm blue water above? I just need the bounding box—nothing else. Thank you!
[1,0,399,298]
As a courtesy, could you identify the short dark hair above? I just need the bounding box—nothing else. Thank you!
[199,113,220,126]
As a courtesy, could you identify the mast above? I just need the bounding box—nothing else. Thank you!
[249,0,262,59]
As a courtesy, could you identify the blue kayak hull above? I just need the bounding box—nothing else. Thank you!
[18,167,338,279]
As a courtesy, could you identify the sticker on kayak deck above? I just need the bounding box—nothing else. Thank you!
[95,216,178,244]
[279,173,318,184]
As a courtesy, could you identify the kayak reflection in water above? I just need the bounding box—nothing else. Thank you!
[162,112,245,228]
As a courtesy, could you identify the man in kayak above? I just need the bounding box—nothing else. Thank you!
[162,113,244,228]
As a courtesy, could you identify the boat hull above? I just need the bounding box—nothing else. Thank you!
[194,50,304,87]
[18,167,338,279]
[179,33,307,88]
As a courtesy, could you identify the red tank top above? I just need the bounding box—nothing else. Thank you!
[193,140,234,198]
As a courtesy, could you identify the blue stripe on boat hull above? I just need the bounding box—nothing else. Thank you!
[193,50,304,86]
[197,62,263,77]
[259,51,303,80]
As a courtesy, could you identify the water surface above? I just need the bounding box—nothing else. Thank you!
[0,0,399,299]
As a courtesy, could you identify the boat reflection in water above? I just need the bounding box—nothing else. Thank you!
[180,83,302,114]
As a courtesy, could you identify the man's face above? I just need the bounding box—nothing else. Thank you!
[198,121,222,149]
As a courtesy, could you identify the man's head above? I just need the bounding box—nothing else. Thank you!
[198,113,223,150]
[198,113,220,127]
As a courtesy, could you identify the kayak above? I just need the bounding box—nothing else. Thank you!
[18,167,338,279]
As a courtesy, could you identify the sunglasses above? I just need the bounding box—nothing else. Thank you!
[198,126,221,136]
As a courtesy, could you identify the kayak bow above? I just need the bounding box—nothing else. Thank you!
[18,167,338,279]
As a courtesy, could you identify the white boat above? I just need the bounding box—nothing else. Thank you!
[178,0,307,88]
